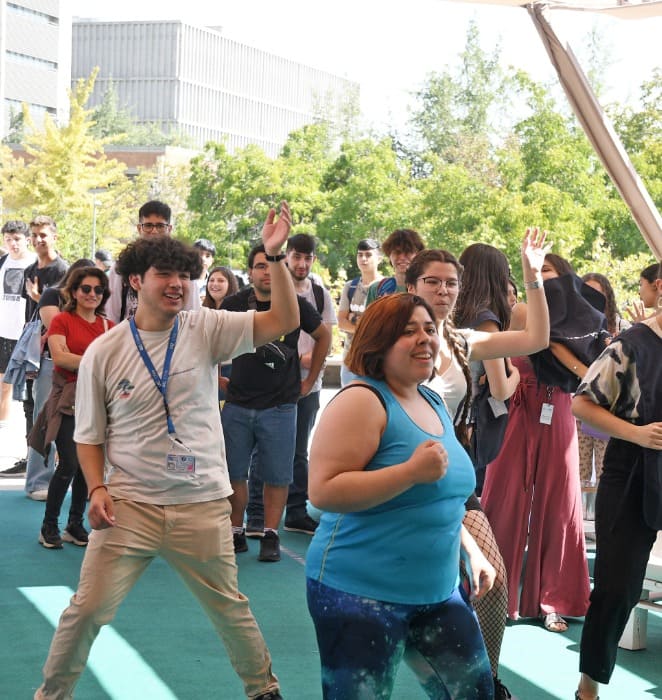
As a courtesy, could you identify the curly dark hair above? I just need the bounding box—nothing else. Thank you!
[381,229,425,258]
[116,236,202,282]
[61,267,110,315]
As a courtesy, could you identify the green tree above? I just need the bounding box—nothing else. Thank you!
[0,69,131,261]
[90,80,194,148]
[317,137,416,277]
[187,142,280,268]
[410,20,505,176]
[2,106,25,145]
[277,123,333,230]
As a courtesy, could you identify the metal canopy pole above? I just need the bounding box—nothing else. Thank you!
[528,2,662,259]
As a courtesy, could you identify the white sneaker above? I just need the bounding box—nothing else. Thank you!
[27,489,48,501]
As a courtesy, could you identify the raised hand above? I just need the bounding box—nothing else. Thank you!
[262,200,292,255]
[626,300,651,323]
[521,227,551,276]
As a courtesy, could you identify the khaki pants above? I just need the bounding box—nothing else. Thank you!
[35,498,278,699]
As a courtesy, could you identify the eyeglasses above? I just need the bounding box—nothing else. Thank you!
[252,263,269,271]
[417,276,459,292]
[139,222,171,233]
[78,284,104,296]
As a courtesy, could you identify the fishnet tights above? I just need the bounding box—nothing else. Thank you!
[462,509,508,676]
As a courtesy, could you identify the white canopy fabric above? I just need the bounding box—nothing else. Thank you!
[456,0,662,19]
[447,0,662,258]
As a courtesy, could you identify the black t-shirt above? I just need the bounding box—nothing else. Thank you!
[221,287,322,409]
[22,256,68,322]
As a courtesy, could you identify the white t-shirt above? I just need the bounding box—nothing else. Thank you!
[297,278,337,393]
[426,328,476,418]
[0,253,36,339]
[74,307,255,504]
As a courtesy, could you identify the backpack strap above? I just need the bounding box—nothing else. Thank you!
[0,254,7,271]
[311,281,325,314]
[376,277,397,298]
[347,276,360,304]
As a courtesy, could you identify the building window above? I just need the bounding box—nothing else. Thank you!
[7,2,58,25]
[6,51,57,71]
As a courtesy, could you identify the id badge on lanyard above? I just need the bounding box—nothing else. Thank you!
[130,316,197,473]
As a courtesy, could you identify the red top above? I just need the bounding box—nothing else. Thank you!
[48,312,114,382]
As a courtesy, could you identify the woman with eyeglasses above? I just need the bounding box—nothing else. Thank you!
[405,229,550,699]
[33,267,114,549]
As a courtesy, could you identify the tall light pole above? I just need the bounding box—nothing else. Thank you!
[89,188,106,258]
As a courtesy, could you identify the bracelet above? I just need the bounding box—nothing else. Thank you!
[88,484,108,500]
[264,253,286,262]
[524,278,543,290]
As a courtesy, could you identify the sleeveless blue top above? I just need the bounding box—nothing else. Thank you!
[305,377,476,604]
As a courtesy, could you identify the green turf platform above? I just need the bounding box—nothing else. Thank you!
[1,489,661,699]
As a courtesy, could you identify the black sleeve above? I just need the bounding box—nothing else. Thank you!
[37,287,62,310]
[298,296,323,335]
[220,290,246,312]
[21,263,36,301]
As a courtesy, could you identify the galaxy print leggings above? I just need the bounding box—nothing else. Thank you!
[306,579,494,699]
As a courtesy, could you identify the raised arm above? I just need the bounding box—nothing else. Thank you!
[252,201,300,347]
[469,227,550,362]
[475,319,520,401]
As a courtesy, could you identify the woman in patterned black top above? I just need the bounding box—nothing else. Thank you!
[573,263,662,700]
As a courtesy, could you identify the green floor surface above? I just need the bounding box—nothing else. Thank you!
[2,489,661,699]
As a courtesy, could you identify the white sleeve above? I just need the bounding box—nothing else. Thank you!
[185,280,201,311]
[74,345,108,445]
[105,266,123,324]
[200,308,255,365]
[322,287,338,325]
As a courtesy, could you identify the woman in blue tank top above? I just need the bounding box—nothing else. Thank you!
[305,293,495,699]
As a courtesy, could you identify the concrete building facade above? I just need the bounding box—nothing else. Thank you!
[72,20,358,157]
[0,0,71,138]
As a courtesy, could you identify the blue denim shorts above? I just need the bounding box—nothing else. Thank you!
[221,402,297,486]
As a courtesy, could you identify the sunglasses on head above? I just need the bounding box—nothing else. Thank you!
[78,284,104,296]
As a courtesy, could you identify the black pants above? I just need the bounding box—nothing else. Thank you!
[579,440,657,683]
[43,415,87,527]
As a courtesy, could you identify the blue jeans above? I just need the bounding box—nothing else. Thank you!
[247,391,320,523]
[307,579,493,700]
[221,402,297,486]
[25,358,56,494]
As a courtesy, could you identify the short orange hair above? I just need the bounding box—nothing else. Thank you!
[345,293,436,380]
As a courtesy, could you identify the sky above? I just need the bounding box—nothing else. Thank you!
[68,0,661,133]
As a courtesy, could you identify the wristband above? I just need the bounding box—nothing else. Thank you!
[264,253,286,262]
[524,278,543,290]
[88,484,108,500]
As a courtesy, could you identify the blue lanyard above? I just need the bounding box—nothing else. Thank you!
[129,316,179,435]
